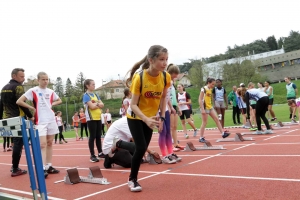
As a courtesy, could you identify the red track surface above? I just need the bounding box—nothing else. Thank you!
[1,125,300,200]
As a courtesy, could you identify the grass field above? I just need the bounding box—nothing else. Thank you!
[1,104,296,144]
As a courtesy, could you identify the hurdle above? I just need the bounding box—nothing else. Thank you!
[216,133,254,142]
[0,117,47,200]
[64,166,110,185]
[184,141,226,151]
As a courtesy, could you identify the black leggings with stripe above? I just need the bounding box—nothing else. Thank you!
[127,118,153,180]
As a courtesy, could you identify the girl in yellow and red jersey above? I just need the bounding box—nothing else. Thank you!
[198,78,230,143]
[126,45,171,192]
[72,111,80,141]
[82,79,105,163]
[79,107,88,140]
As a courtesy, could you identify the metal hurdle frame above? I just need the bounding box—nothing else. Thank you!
[0,117,47,200]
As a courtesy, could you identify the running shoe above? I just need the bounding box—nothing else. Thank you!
[11,168,27,177]
[128,178,142,192]
[7,147,12,152]
[170,153,182,162]
[249,127,257,131]
[222,132,230,138]
[218,114,222,120]
[255,130,263,134]
[262,129,273,134]
[174,145,185,150]
[271,117,277,121]
[98,152,106,159]
[185,134,189,139]
[47,166,60,174]
[173,147,180,152]
[291,119,298,124]
[90,155,99,163]
[199,137,206,143]
[44,170,48,178]
[162,156,176,164]
[193,129,198,137]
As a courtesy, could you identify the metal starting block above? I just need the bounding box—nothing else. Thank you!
[216,133,254,142]
[146,153,162,164]
[64,166,110,185]
[0,117,30,137]
[184,141,226,151]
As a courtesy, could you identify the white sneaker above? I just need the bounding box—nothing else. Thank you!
[193,129,198,137]
[185,134,189,139]
[170,153,182,162]
[255,130,263,134]
[263,129,273,134]
[162,156,176,164]
[128,179,142,192]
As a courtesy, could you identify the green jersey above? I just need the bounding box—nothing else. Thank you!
[286,83,297,98]
[265,86,273,99]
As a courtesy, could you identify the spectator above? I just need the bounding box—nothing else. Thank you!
[227,85,241,125]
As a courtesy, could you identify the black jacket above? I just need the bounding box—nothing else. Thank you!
[0,79,33,119]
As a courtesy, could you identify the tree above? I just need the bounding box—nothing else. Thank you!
[54,77,64,97]
[283,30,300,52]
[178,62,192,73]
[74,72,86,97]
[266,35,278,51]
[222,59,264,88]
[188,60,205,88]
[277,37,284,49]
[65,78,74,97]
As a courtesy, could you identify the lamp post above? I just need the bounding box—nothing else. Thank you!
[102,79,106,86]
[73,100,77,112]
[65,97,68,124]
[118,74,120,80]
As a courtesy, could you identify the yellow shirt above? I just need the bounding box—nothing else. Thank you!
[127,70,171,120]
[202,86,213,110]
[86,93,101,120]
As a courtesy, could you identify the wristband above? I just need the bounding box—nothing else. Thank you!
[160,117,166,122]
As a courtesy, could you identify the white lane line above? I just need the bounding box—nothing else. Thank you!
[264,129,298,141]
[0,187,65,200]
[163,172,300,182]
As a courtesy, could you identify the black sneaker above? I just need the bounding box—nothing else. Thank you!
[98,152,105,159]
[234,123,238,125]
[90,155,99,163]
[128,178,142,192]
[199,137,206,143]
[103,155,113,168]
[222,132,230,138]
[44,170,48,178]
[47,166,60,174]
[11,168,27,177]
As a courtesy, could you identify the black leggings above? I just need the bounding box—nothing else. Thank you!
[3,137,10,149]
[127,118,153,180]
[232,106,241,124]
[256,96,271,131]
[12,137,23,169]
[81,123,88,138]
[87,120,102,156]
[54,126,65,142]
[101,124,105,135]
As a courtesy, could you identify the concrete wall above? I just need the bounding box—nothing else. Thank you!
[259,63,300,82]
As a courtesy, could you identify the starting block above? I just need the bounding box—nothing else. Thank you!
[184,141,226,151]
[64,166,110,185]
[216,133,254,142]
[146,153,162,164]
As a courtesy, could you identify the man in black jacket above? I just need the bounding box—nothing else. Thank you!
[0,68,34,177]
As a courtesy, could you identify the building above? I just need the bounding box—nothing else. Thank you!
[23,78,54,92]
[94,80,126,99]
[175,72,191,87]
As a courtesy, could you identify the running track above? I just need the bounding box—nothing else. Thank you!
[0,125,300,200]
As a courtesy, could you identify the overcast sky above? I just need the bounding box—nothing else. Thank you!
[0,0,299,89]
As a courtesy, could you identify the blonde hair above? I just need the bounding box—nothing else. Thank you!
[167,64,180,74]
[37,72,48,79]
[237,87,248,102]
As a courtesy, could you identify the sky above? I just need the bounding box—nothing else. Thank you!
[0,0,299,89]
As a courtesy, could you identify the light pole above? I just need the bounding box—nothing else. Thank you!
[65,97,68,125]
[72,100,77,112]
[118,74,120,80]
[102,79,106,86]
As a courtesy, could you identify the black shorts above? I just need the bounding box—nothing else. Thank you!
[74,126,78,128]
[269,98,274,105]
[240,108,246,115]
[173,105,178,111]
[250,104,256,109]
[287,97,296,100]
[107,120,112,124]
[180,110,191,120]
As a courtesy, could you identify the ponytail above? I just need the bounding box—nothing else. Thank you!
[206,77,215,85]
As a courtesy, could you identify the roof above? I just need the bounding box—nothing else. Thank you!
[175,73,189,81]
[95,80,126,90]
